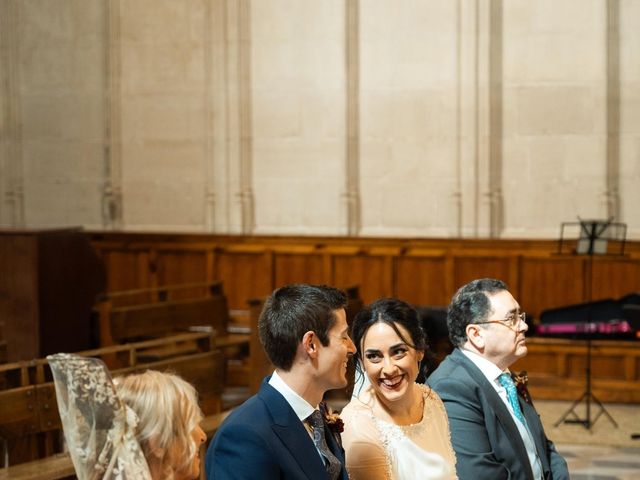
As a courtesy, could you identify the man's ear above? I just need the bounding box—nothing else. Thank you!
[465,324,485,350]
[302,331,318,358]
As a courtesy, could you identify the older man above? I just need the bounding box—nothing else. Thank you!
[206,284,356,480]
[428,278,569,480]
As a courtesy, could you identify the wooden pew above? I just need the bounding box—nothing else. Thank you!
[96,282,250,386]
[0,333,223,468]
[0,410,234,480]
[96,282,240,347]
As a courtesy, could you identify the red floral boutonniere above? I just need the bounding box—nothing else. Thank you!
[319,402,344,445]
[512,370,533,406]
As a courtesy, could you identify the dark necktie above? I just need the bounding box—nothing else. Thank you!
[306,409,342,480]
[498,372,526,425]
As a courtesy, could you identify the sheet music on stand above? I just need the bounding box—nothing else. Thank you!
[557,218,627,256]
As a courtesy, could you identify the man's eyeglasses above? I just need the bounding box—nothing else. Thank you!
[476,312,526,329]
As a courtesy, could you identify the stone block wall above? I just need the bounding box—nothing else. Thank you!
[1,0,638,239]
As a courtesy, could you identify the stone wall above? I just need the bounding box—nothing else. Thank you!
[1,0,638,239]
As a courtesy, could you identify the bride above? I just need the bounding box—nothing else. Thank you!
[340,298,457,480]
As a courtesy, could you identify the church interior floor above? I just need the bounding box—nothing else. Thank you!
[557,443,640,479]
[538,399,640,478]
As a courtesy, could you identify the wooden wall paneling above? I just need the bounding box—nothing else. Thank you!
[509,255,521,301]
[452,255,513,291]
[331,248,396,304]
[519,256,585,321]
[510,338,640,402]
[590,257,640,301]
[101,248,152,292]
[205,250,215,284]
[273,253,325,288]
[394,253,449,307]
[322,253,334,285]
[215,249,273,310]
[591,354,626,380]
[248,297,269,394]
[383,255,395,298]
[512,351,558,376]
[1,230,106,361]
[155,249,209,298]
[565,347,626,381]
[444,253,455,298]
[0,234,39,361]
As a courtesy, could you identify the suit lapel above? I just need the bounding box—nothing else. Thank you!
[452,350,535,480]
[258,381,328,480]
[521,398,551,476]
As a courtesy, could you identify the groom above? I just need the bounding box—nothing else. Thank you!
[206,284,356,479]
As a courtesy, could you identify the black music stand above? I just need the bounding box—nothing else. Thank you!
[554,218,626,430]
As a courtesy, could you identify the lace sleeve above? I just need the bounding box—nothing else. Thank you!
[341,401,390,480]
[47,353,152,480]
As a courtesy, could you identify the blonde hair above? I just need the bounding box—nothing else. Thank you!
[114,370,204,479]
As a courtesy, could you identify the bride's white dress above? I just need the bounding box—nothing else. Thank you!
[341,383,457,480]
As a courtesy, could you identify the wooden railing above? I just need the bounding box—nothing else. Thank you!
[0,410,233,480]
[512,337,640,403]
[0,333,223,468]
[94,281,250,388]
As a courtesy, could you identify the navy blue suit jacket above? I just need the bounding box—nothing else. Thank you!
[428,349,569,480]
[206,377,348,480]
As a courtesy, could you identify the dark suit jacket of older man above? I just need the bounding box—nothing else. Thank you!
[205,377,348,480]
[428,348,569,480]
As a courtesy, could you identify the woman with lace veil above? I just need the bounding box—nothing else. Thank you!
[341,299,457,480]
[47,354,206,480]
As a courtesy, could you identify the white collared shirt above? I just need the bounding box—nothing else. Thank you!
[461,349,543,480]
[268,370,326,464]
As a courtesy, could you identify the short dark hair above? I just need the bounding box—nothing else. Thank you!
[351,298,429,378]
[447,278,508,347]
[258,284,347,371]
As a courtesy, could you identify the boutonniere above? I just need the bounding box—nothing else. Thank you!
[319,402,344,443]
[512,370,533,405]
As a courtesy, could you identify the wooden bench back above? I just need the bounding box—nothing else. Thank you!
[113,350,224,414]
[99,281,225,308]
[0,332,223,467]
[97,282,231,347]
[109,296,229,343]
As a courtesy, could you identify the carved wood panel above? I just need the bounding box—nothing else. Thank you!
[215,251,273,310]
[520,257,585,321]
[453,256,513,292]
[332,255,390,304]
[273,253,325,288]
[100,248,152,292]
[395,256,449,306]
[591,258,640,301]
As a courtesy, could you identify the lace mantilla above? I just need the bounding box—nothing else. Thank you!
[48,353,152,480]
